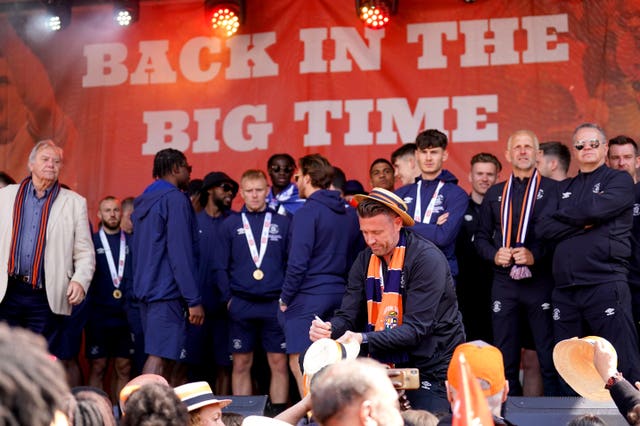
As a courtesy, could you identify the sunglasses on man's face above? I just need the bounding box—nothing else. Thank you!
[574,139,601,151]
[270,165,294,174]
[219,183,235,193]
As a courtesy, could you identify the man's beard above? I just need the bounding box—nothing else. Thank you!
[102,221,121,232]
[214,198,230,211]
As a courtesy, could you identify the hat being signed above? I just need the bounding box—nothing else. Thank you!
[553,336,617,401]
[353,187,415,227]
[242,416,292,426]
[303,338,361,376]
[174,381,232,412]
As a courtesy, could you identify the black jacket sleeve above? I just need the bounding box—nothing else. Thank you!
[609,378,640,425]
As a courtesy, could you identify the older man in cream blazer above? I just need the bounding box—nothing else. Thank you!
[0,140,94,347]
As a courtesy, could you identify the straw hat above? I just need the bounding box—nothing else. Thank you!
[242,416,292,425]
[174,381,232,411]
[553,336,617,401]
[303,338,361,376]
[353,187,415,226]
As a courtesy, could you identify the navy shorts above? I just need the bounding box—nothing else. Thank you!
[184,310,232,366]
[85,321,134,359]
[228,297,285,354]
[140,299,188,361]
[282,292,343,354]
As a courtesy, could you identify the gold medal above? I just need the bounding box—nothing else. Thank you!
[113,289,122,299]
[253,269,264,280]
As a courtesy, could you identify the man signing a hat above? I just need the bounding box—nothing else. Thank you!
[309,187,465,413]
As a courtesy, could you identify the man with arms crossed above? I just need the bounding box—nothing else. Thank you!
[539,123,640,387]
[395,129,468,279]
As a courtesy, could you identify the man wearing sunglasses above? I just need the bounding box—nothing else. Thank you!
[185,171,239,393]
[539,123,640,388]
[266,153,305,216]
[130,148,204,385]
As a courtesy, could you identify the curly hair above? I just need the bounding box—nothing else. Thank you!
[0,323,71,426]
[121,383,188,426]
[70,387,116,426]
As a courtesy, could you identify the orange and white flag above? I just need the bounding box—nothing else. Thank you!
[452,353,495,426]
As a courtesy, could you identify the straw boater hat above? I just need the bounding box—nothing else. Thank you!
[553,336,618,401]
[242,416,292,425]
[302,338,361,376]
[353,187,415,227]
[174,381,232,411]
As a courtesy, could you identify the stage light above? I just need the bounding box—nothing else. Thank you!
[356,0,397,30]
[42,0,71,31]
[114,0,139,26]
[204,0,244,37]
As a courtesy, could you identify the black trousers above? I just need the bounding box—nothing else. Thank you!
[491,273,559,396]
[553,281,640,384]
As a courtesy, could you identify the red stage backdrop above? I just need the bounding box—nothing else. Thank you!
[1,0,639,212]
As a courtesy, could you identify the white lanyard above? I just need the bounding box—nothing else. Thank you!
[241,212,272,270]
[413,180,445,224]
[98,229,126,288]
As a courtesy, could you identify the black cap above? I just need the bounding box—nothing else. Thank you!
[201,172,239,195]
[343,180,366,196]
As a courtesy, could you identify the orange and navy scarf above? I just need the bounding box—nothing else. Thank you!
[365,230,408,364]
[7,177,60,288]
[500,169,541,280]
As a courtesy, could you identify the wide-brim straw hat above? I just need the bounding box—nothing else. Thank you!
[303,338,361,376]
[242,416,292,425]
[353,187,415,226]
[174,381,232,411]
[553,336,617,401]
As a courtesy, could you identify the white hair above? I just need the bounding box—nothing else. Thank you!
[28,140,63,165]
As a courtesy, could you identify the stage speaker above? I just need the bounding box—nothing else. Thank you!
[220,395,268,417]
[503,397,627,426]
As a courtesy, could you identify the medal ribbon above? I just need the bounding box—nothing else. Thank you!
[413,180,445,224]
[99,228,126,288]
[241,212,272,271]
